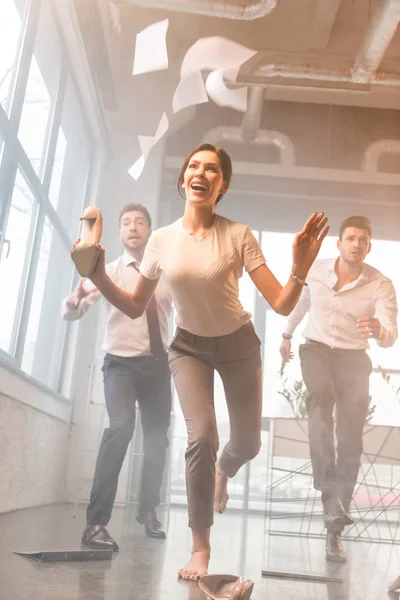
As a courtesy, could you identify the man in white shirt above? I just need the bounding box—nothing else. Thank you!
[279,216,398,563]
[63,203,172,550]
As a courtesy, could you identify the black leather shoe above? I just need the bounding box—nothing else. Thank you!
[136,513,166,539]
[323,497,353,530]
[82,525,119,551]
[325,531,347,563]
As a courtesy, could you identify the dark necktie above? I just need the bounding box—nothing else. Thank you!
[131,262,165,357]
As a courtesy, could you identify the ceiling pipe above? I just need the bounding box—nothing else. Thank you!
[203,126,296,165]
[252,61,400,88]
[241,86,265,142]
[362,139,400,172]
[352,0,400,82]
[115,0,279,20]
[253,0,400,87]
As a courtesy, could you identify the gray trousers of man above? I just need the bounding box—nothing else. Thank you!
[87,353,171,526]
[168,321,263,530]
[299,340,372,512]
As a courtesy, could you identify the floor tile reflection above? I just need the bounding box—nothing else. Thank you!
[0,504,398,599]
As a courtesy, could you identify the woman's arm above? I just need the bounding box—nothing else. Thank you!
[249,265,307,316]
[76,245,158,319]
[250,212,329,316]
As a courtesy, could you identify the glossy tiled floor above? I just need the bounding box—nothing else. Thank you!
[0,503,399,599]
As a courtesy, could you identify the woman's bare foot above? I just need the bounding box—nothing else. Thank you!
[214,463,229,513]
[178,549,210,581]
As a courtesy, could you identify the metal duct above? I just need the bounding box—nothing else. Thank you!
[352,0,400,82]
[254,0,400,87]
[119,0,278,20]
[254,61,400,86]
[203,126,296,166]
[362,139,400,172]
[241,87,265,142]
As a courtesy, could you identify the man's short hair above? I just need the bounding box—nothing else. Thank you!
[118,203,151,228]
[339,216,372,240]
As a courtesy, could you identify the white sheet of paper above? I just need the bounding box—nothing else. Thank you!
[206,67,248,112]
[181,36,257,78]
[172,71,209,114]
[128,155,145,181]
[153,112,169,144]
[132,19,169,76]
[137,135,154,158]
[128,113,169,181]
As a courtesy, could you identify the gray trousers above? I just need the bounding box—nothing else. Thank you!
[87,353,171,526]
[299,340,372,511]
[168,321,263,530]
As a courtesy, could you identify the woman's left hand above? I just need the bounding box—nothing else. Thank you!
[292,212,329,277]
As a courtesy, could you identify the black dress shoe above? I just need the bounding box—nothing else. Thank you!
[82,525,119,551]
[325,531,347,563]
[323,497,353,530]
[136,513,166,539]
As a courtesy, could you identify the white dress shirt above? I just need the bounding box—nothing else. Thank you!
[285,258,398,350]
[62,251,173,357]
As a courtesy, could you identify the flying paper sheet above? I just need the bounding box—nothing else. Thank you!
[132,19,169,76]
[153,112,169,145]
[178,36,256,113]
[173,71,209,114]
[206,67,248,112]
[137,135,154,159]
[130,33,258,179]
[128,113,169,181]
[180,36,257,78]
[128,155,145,181]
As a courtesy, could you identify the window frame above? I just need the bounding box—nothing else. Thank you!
[0,0,95,395]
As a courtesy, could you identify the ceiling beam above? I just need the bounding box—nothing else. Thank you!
[165,156,400,187]
[309,0,342,49]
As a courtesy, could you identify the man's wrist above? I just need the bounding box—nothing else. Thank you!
[282,333,292,340]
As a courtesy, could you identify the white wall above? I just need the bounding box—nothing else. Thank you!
[0,364,72,512]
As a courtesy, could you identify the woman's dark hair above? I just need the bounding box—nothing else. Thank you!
[177,143,232,204]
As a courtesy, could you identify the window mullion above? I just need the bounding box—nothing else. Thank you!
[8,0,42,133]
[42,57,67,192]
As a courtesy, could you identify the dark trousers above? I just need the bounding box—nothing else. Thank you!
[299,340,372,511]
[86,353,171,526]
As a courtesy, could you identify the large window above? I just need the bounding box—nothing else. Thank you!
[0,170,38,356]
[260,232,400,424]
[0,0,93,393]
[247,231,400,512]
[0,0,29,115]
[18,0,62,178]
